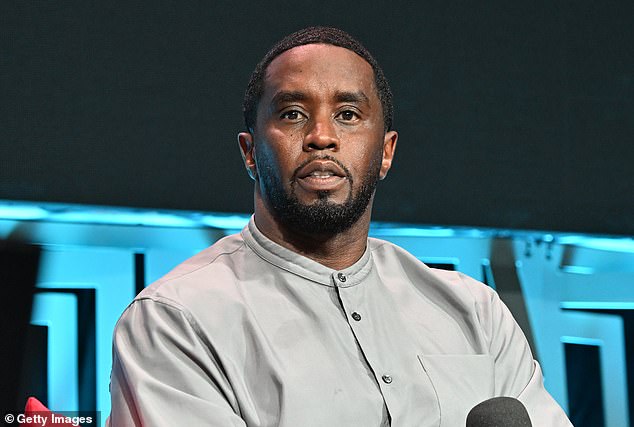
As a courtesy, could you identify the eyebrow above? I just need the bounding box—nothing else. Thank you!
[334,90,370,105]
[270,91,308,108]
[269,90,371,109]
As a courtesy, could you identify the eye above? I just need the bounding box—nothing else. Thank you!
[337,110,359,121]
[280,110,304,121]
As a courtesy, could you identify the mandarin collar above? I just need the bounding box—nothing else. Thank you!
[241,216,373,288]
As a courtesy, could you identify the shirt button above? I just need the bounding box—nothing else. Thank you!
[382,374,393,384]
[337,272,347,282]
[351,312,361,321]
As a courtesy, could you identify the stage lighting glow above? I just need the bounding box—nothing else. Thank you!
[200,214,250,230]
[370,226,459,237]
[52,210,199,228]
[561,301,634,310]
[0,203,49,220]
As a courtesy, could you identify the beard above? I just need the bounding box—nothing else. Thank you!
[260,154,381,236]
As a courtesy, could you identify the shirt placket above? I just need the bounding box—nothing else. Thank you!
[332,270,401,422]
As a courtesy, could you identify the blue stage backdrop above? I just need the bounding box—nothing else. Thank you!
[1,205,634,427]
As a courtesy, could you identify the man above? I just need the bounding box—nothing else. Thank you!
[108,27,572,426]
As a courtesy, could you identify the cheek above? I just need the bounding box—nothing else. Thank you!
[255,146,281,179]
[255,135,302,177]
[349,138,384,173]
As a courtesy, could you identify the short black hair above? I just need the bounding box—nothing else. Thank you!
[242,26,393,132]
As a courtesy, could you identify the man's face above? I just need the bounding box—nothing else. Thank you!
[239,44,397,235]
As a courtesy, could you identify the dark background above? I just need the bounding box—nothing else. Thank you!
[2,1,633,235]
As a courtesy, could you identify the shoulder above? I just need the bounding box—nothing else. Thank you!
[155,232,247,286]
[367,236,497,306]
[120,232,255,322]
[112,230,272,352]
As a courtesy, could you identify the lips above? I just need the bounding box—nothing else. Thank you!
[296,160,346,179]
[295,159,348,193]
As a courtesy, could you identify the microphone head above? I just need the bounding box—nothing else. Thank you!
[466,396,532,426]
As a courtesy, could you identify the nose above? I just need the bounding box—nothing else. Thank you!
[303,116,339,152]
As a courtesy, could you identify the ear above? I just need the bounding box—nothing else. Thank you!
[238,132,258,180]
[379,130,398,180]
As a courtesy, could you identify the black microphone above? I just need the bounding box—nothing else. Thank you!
[466,397,532,426]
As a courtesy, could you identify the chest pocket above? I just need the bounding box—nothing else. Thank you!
[418,354,495,427]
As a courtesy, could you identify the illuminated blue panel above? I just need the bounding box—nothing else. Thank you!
[561,336,604,346]
[0,219,18,239]
[370,226,458,237]
[415,256,460,267]
[371,234,491,282]
[0,203,49,220]
[0,200,252,231]
[31,292,78,411]
[558,236,634,253]
[560,266,595,275]
[200,213,250,230]
[559,312,628,427]
[561,302,634,310]
[559,271,634,306]
[144,248,202,285]
[516,241,629,427]
[51,210,199,228]
[37,248,135,420]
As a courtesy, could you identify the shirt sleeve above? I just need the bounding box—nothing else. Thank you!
[464,274,573,426]
[107,298,246,427]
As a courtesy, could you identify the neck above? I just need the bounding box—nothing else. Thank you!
[253,195,372,271]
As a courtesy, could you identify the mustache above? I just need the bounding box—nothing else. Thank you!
[291,155,353,183]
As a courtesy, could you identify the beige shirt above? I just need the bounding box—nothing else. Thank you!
[108,217,572,426]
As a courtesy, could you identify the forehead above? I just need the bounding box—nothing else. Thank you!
[262,44,377,101]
